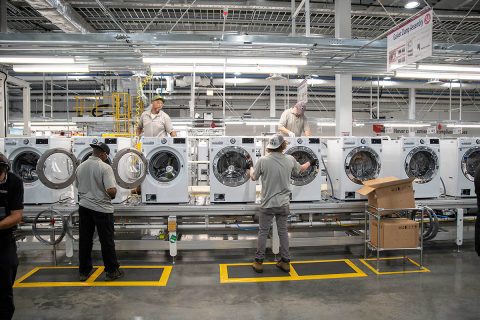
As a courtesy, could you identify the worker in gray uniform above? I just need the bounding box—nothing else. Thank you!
[75,142,124,281]
[278,101,311,137]
[248,134,314,273]
[136,95,177,138]
[474,165,480,256]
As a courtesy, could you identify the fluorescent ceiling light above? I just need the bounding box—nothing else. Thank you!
[442,82,461,88]
[418,64,480,73]
[405,1,420,9]
[12,121,76,126]
[354,123,365,127]
[13,64,89,73]
[0,56,74,64]
[316,122,336,127]
[447,124,480,128]
[372,80,396,87]
[383,123,430,128]
[307,79,325,85]
[396,71,480,80]
[227,57,307,66]
[224,78,253,84]
[151,65,298,74]
[143,57,225,64]
[225,121,246,125]
[383,76,392,80]
[245,121,278,126]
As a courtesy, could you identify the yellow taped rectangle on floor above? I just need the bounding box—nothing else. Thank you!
[360,257,430,275]
[14,266,172,288]
[220,259,367,284]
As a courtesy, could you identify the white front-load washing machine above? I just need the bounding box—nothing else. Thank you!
[141,137,189,203]
[440,137,480,197]
[383,137,441,199]
[5,137,76,204]
[327,137,383,200]
[210,137,256,203]
[285,137,323,202]
[72,136,132,203]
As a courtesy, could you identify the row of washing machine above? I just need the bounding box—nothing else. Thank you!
[327,136,480,200]
[0,135,479,205]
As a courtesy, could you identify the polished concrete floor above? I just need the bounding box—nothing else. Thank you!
[12,243,480,320]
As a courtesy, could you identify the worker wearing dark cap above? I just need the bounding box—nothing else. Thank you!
[75,142,123,281]
[136,95,177,137]
[0,153,23,320]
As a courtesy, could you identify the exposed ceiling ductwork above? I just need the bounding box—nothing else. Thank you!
[23,0,95,33]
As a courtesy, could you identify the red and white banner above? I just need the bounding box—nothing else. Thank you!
[387,8,433,71]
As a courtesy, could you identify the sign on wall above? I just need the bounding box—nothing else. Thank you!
[297,79,308,104]
[387,8,433,71]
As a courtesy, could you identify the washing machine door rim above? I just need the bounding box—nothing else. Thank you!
[461,146,480,182]
[9,147,42,185]
[344,146,381,185]
[112,148,148,189]
[285,145,319,186]
[36,148,78,190]
[212,145,252,187]
[146,146,184,184]
[404,146,439,184]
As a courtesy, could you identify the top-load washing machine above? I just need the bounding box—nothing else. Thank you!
[327,137,383,200]
[141,137,189,203]
[440,137,480,197]
[4,137,76,204]
[383,137,441,199]
[72,136,132,203]
[284,137,323,202]
[210,137,256,203]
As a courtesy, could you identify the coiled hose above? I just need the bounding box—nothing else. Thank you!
[409,206,439,241]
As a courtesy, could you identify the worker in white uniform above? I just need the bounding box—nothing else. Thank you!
[278,101,311,137]
[248,134,314,273]
[136,95,177,138]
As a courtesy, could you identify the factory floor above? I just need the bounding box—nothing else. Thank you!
[12,243,480,320]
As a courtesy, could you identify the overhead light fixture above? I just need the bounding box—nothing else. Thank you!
[150,65,298,74]
[396,71,480,80]
[383,76,392,80]
[442,82,461,88]
[226,57,307,66]
[418,64,480,73]
[316,122,336,127]
[383,123,430,128]
[143,57,225,64]
[0,56,75,64]
[245,120,278,126]
[452,79,459,82]
[234,72,242,76]
[307,79,325,85]
[13,64,89,73]
[405,1,420,9]
[354,122,365,127]
[446,124,480,128]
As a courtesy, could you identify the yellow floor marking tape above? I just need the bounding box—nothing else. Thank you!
[14,266,173,288]
[359,256,430,275]
[220,259,367,284]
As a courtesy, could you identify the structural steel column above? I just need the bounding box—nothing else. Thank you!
[408,88,416,136]
[0,0,7,33]
[335,0,352,136]
[0,73,6,137]
[270,84,276,133]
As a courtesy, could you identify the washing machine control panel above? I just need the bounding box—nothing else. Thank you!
[35,138,49,145]
[174,138,186,144]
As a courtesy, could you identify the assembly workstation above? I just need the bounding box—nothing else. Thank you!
[1,1,480,320]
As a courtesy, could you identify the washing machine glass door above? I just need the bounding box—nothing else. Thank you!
[345,146,381,184]
[36,148,78,189]
[285,146,319,186]
[461,147,480,181]
[148,148,182,183]
[12,150,41,183]
[112,148,148,188]
[404,146,439,184]
[213,146,251,187]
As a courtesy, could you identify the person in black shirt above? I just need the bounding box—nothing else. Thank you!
[0,153,24,320]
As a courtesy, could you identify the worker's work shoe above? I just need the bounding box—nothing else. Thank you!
[252,259,264,273]
[276,259,291,273]
[105,269,125,281]
[79,269,94,282]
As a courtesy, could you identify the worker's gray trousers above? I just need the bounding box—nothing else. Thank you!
[255,205,291,261]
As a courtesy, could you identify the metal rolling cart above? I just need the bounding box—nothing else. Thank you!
[364,204,425,272]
